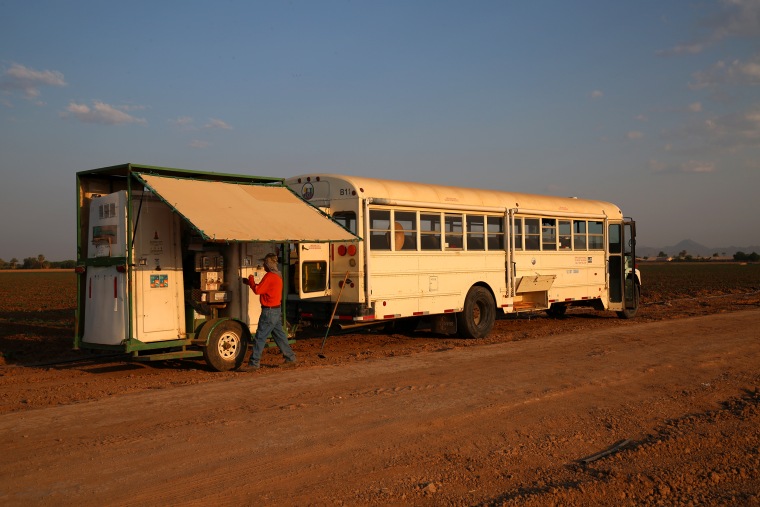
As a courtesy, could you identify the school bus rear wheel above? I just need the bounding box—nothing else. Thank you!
[457,286,495,339]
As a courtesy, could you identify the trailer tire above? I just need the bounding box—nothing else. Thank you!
[457,286,495,339]
[203,321,247,372]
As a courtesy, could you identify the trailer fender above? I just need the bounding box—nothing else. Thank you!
[197,318,252,347]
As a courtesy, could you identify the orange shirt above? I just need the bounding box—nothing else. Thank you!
[247,272,282,307]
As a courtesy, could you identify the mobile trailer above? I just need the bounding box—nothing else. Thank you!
[74,164,358,371]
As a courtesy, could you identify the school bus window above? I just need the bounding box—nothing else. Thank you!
[542,218,557,251]
[511,217,522,250]
[524,218,540,250]
[420,213,442,250]
[573,220,587,250]
[488,216,505,250]
[369,209,391,250]
[394,210,418,251]
[559,220,572,249]
[608,223,622,254]
[588,220,604,250]
[466,215,485,251]
[332,211,357,234]
[445,214,464,250]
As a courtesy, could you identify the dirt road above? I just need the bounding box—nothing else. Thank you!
[1,309,759,506]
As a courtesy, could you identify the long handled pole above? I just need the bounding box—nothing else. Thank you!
[318,271,350,358]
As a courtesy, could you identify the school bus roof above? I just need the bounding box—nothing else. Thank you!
[288,173,623,218]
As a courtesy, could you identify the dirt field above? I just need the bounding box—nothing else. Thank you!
[1,264,759,505]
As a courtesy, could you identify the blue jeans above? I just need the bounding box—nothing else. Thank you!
[249,307,295,367]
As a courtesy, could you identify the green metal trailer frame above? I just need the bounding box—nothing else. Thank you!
[74,163,289,362]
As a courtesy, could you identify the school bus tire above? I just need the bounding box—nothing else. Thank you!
[384,317,419,335]
[203,320,248,372]
[616,283,640,320]
[546,303,568,318]
[457,286,495,339]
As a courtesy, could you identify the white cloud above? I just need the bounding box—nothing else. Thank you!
[0,63,66,100]
[62,101,147,125]
[627,131,644,140]
[648,160,668,173]
[661,104,760,155]
[688,102,702,112]
[744,61,760,79]
[659,0,760,56]
[707,0,760,41]
[680,160,716,173]
[691,54,760,89]
[170,116,194,127]
[205,118,233,130]
[589,90,603,99]
[657,43,705,56]
[702,106,760,147]
[649,159,716,174]
[189,140,210,149]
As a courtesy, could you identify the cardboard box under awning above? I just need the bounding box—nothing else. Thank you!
[136,173,359,243]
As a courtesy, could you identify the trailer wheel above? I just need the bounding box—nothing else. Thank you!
[457,286,495,339]
[616,283,640,320]
[203,321,247,372]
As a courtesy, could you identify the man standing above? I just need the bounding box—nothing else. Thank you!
[239,253,297,371]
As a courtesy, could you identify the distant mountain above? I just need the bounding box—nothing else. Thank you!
[637,239,760,259]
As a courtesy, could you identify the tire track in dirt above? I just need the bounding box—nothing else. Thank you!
[1,310,759,506]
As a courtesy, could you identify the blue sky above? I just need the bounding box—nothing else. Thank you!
[1,0,759,261]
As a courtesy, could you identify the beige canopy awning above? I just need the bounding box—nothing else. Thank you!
[136,173,358,243]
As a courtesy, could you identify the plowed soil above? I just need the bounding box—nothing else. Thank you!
[1,264,759,506]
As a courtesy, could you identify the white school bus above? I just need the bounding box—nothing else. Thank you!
[285,174,640,338]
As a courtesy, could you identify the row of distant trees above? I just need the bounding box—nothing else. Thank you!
[733,251,760,262]
[0,255,76,270]
[651,250,760,262]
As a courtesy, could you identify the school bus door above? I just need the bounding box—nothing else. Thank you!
[608,220,638,316]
